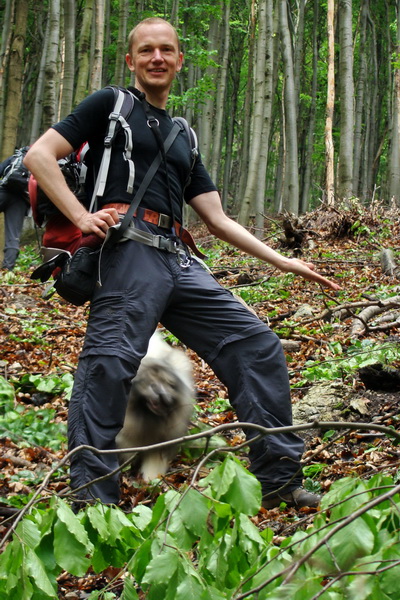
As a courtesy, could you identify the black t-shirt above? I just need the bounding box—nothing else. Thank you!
[52,87,217,222]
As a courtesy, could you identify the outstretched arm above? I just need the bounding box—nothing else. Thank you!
[24,129,119,238]
[189,191,341,291]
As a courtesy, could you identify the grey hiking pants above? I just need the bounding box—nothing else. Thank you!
[0,189,28,270]
[68,220,304,503]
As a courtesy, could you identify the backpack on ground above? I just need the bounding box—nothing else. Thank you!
[0,147,30,196]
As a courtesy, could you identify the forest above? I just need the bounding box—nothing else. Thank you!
[1,1,400,599]
[1,0,400,223]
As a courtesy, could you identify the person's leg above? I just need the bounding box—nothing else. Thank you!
[68,355,136,503]
[2,193,27,269]
[161,259,315,506]
[68,238,174,503]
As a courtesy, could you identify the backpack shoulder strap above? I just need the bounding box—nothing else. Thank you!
[172,116,199,163]
[172,116,199,191]
[89,86,136,211]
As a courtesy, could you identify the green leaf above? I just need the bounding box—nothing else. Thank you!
[25,548,57,598]
[175,574,205,599]
[142,550,180,586]
[54,518,92,576]
[121,577,139,599]
[329,517,375,571]
[130,505,153,532]
[15,518,41,550]
[179,489,210,537]
[201,456,261,515]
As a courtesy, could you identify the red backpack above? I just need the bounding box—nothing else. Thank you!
[28,86,135,258]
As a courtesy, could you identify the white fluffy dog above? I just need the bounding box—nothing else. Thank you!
[116,332,195,481]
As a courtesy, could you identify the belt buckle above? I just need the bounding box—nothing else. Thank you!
[158,213,171,229]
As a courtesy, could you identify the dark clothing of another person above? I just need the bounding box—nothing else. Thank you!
[0,154,29,270]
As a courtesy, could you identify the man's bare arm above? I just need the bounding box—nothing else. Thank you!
[189,191,341,291]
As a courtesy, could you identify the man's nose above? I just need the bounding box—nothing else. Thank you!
[152,48,163,61]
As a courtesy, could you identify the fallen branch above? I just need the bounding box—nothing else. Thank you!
[1,419,399,550]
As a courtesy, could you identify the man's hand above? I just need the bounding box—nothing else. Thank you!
[75,207,120,237]
[284,257,341,291]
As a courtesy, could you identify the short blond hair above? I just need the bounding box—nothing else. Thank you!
[127,17,181,56]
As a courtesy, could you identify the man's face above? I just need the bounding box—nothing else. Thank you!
[126,22,183,96]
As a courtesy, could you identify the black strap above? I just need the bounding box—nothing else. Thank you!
[141,99,180,237]
[108,120,181,244]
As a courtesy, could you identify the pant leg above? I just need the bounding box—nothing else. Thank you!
[68,237,175,503]
[0,191,27,269]
[209,333,304,494]
[68,355,136,503]
[161,259,304,496]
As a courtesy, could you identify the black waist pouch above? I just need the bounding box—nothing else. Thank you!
[54,246,100,306]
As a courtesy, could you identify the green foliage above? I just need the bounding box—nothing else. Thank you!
[1,463,400,599]
[294,339,400,387]
[0,375,67,449]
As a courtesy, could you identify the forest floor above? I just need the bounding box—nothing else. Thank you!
[0,202,400,597]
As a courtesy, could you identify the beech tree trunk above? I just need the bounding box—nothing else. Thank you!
[60,0,75,118]
[74,0,94,105]
[337,0,354,201]
[2,0,28,158]
[279,0,299,214]
[325,0,336,206]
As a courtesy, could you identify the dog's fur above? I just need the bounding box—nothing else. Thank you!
[116,332,194,481]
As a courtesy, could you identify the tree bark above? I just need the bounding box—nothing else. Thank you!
[210,0,231,186]
[238,0,268,226]
[42,0,60,130]
[389,0,400,206]
[74,0,94,105]
[60,0,75,118]
[279,0,299,214]
[114,0,129,86]
[91,0,105,92]
[337,0,354,201]
[325,0,336,207]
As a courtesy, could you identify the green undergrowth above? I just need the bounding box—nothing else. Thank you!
[1,458,400,599]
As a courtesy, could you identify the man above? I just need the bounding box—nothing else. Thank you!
[25,17,340,509]
[0,148,30,271]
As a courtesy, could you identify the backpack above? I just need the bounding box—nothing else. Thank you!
[29,86,135,232]
[0,147,30,195]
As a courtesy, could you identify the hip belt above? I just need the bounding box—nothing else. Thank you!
[103,203,206,259]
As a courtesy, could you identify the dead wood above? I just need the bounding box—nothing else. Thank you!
[350,295,400,336]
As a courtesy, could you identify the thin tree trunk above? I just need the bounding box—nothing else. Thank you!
[60,0,75,118]
[300,0,319,213]
[29,16,50,144]
[0,0,15,154]
[279,0,299,214]
[352,0,368,197]
[238,0,268,229]
[210,0,231,186]
[2,0,28,158]
[114,0,129,86]
[91,0,105,92]
[74,0,94,105]
[338,0,354,201]
[389,0,400,205]
[325,0,336,206]
[199,16,220,169]
[255,0,278,232]
[42,0,60,131]
[236,0,256,220]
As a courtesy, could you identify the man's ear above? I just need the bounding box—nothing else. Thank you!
[126,53,135,72]
[176,52,184,73]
